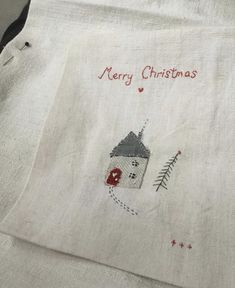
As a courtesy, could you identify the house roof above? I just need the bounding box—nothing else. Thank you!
[110,131,150,158]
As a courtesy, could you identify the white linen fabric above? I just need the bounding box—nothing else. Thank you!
[0,1,234,288]
[0,234,173,288]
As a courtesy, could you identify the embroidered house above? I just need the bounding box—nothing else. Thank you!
[105,130,150,189]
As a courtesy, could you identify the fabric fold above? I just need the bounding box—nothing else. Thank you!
[0,234,178,288]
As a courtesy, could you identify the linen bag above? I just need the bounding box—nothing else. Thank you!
[0,1,234,288]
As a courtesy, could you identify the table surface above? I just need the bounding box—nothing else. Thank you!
[0,0,28,41]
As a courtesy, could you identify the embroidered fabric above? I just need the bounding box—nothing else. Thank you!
[0,1,234,288]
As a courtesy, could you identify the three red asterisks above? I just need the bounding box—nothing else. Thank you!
[170,240,192,249]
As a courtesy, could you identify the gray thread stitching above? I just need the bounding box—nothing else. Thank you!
[153,150,181,192]
[108,187,138,216]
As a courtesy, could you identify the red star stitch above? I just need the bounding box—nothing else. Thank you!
[187,244,192,249]
[171,240,176,246]
[179,242,184,248]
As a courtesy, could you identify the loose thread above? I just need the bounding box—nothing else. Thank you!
[3,56,14,66]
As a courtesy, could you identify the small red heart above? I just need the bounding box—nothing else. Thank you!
[138,87,144,93]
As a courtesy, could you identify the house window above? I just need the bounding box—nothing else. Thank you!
[132,160,139,167]
[129,173,136,179]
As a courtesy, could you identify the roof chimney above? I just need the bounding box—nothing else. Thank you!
[138,119,149,140]
[138,131,143,140]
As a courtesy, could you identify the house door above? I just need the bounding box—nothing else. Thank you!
[106,168,122,186]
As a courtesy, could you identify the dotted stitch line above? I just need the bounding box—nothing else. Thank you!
[108,187,138,216]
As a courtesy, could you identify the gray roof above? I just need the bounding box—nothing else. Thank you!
[110,131,150,158]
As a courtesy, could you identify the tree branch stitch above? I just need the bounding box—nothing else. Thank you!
[153,151,181,192]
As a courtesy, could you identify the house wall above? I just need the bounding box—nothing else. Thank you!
[105,156,148,189]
